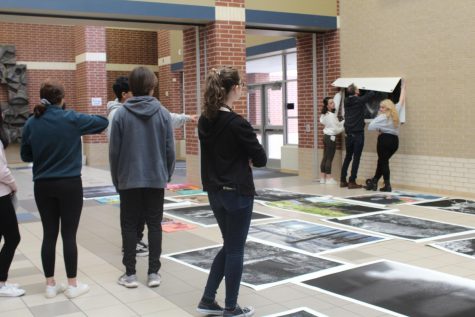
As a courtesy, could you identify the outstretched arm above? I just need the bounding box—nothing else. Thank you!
[398,79,406,106]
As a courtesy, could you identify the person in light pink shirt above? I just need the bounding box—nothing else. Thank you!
[0,107,25,297]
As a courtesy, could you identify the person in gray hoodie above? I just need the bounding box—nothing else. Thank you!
[109,67,175,289]
[107,76,196,257]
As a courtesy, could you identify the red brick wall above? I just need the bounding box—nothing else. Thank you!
[297,30,341,150]
[157,31,186,140]
[105,29,159,102]
[0,23,75,62]
[205,21,246,116]
[75,26,108,144]
[183,28,201,155]
[0,23,77,110]
[107,29,157,65]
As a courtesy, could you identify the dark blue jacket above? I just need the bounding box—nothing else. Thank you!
[21,105,108,181]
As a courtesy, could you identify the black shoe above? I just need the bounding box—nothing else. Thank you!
[379,185,392,192]
[365,178,377,191]
[196,299,224,316]
[223,305,255,317]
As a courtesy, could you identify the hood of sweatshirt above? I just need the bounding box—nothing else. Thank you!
[123,96,161,119]
[107,99,123,115]
[198,110,238,145]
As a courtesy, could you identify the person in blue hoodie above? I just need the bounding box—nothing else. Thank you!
[21,81,108,299]
[365,79,406,192]
[109,67,175,289]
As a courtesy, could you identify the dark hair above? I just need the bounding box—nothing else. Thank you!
[203,66,240,120]
[113,76,130,100]
[34,81,65,118]
[321,97,335,114]
[129,67,157,96]
[347,84,357,96]
[0,107,9,149]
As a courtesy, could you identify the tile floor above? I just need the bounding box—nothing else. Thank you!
[2,165,475,317]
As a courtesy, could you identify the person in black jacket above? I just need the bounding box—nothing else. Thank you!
[196,66,266,317]
[340,84,375,189]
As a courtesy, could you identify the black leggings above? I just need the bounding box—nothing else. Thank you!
[320,135,337,174]
[373,133,399,183]
[34,177,83,279]
[0,194,21,282]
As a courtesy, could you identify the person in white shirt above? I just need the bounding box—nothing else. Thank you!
[0,108,25,297]
[319,97,344,184]
[365,80,406,192]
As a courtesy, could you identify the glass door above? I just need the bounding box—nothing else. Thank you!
[247,83,284,169]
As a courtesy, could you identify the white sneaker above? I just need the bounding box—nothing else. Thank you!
[0,285,25,297]
[45,283,66,298]
[118,274,139,288]
[64,282,90,299]
[147,273,161,288]
[319,178,326,184]
[326,178,337,185]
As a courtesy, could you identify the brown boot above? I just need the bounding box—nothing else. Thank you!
[340,180,348,188]
[348,181,363,189]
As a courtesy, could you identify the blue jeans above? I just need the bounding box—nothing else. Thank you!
[341,133,365,182]
[203,190,254,309]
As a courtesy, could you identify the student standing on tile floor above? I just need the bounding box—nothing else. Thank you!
[21,81,109,299]
[0,107,24,297]
[109,67,175,289]
[197,66,267,317]
[107,76,196,258]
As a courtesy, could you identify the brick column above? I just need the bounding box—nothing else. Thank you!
[74,26,108,166]
[297,30,341,180]
[183,0,246,185]
[158,31,186,159]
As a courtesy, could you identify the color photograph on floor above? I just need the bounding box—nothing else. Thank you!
[301,260,475,317]
[326,213,475,241]
[265,196,390,218]
[248,219,387,254]
[165,240,345,290]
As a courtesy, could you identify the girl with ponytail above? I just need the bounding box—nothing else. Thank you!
[196,67,266,317]
[21,80,108,299]
[365,79,407,192]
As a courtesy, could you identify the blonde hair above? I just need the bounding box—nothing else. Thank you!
[380,99,399,127]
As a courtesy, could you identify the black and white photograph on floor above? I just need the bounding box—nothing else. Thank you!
[430,238,475,260]
[263,307,328,317]
[343,193,407,206]
[83,185,117,199]
[344,191,444,206]
[413,199,475,215]
[164,205,275,227]
[248,220,387,255]
[265,197,390,218]
[325,213,475,242]
[165,240,344,290]
[255,188,317,203]
[301,260,475,317]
